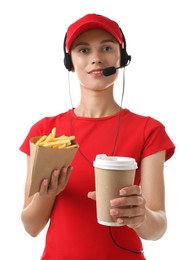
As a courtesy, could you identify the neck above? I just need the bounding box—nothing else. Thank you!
[74,87,121,118]
[74,102,121,118]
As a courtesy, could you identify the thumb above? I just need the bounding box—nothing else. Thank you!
[87,191,96,200]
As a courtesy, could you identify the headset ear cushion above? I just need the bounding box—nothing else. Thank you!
[64,53,72,71]
[121,49,131,67]
[119,28,131,67]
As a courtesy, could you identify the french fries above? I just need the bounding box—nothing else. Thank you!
[35,127,78,149]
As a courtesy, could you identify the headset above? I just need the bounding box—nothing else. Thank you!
[63,28,131,71]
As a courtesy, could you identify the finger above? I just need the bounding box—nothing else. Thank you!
[110,193,144,208]
[110,204,144,219]
[119,185,141,196]
[58,166,73,190]
[116,215,146,228]
[39,178,49,195]
[87,191,96,200]
[49,169,60,191]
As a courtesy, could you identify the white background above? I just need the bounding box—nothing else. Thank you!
[0,0,188,259]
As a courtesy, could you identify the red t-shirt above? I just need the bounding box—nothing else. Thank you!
[20,109,175,260]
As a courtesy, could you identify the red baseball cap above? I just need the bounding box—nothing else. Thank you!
[65,14,123,54]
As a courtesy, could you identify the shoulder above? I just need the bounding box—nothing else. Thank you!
[29,110,72,136]
[123,109,175,161]
[19,110,72,155]
[122,109,164,128]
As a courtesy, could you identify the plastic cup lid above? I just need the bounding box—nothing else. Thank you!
[93,154,138,170]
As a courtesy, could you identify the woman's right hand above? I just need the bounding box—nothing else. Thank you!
[39,166,73,196]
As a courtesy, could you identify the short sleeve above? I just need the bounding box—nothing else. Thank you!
[19,121,45,156]
[141,117,175,161]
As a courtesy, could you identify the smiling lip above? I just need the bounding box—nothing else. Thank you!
[88,69,104,77]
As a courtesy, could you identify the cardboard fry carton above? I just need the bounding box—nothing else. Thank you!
[29,136,79,197]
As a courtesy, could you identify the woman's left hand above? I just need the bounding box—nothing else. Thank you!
[110,185,146,228]
[88,185,146,229]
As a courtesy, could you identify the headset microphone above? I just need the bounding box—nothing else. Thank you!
[102,52,131,76]
[102,66,121,76]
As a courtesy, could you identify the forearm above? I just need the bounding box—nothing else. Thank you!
[134,208,167,240]
[21,193,56,237]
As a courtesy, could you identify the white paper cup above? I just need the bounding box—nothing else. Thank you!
[93,154,137,226]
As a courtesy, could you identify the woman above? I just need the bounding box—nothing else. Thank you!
[20,13,175,259]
